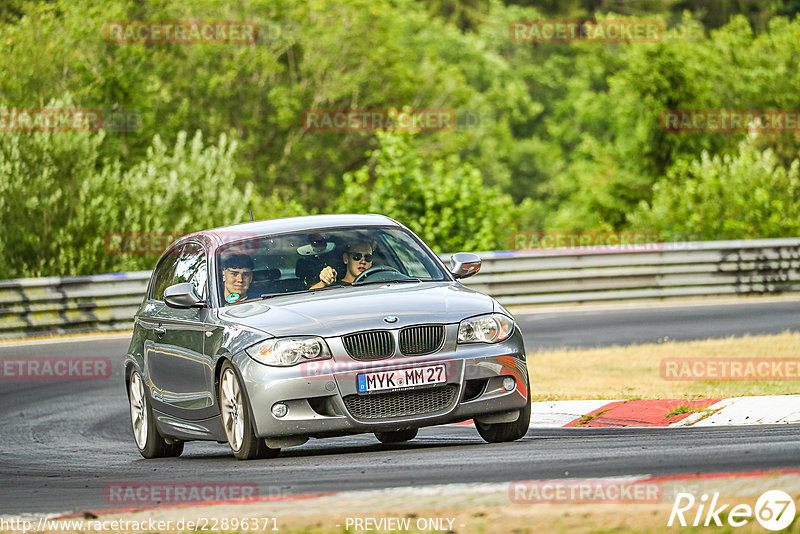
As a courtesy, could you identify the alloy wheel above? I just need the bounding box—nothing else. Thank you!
[220,367,245,451]
[129,372,148,450]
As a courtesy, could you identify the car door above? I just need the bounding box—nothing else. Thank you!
[137,243,180,405]
[147,240,217,420]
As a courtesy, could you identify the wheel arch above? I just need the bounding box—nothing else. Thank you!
[123,358,139,398]
[213,351,234,399]
[215,352,266,437]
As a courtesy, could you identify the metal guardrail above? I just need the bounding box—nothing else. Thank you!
[0,271,150,339]
[2,238,800,339]
[444,238,800,305]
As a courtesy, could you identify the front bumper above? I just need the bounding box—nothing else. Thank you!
[235,326,529,438]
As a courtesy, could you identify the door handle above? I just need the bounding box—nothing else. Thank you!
[154,326,166,337]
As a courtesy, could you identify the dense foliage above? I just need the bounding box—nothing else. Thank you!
[334,131,533,253]
[0,99,250,276]
[2,0,800,276]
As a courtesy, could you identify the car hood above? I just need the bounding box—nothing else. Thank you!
[217,282,495,338]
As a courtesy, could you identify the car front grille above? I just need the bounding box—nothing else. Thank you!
[343,384,459,420]
[399,325,444,356]
[342,330,394,360]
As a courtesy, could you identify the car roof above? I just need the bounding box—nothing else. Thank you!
[187,214,402,247]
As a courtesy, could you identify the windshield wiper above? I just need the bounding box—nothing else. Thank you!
[259,285,349,300]
[352,277,423,287]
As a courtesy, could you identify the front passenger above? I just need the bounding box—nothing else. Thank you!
[220,254,254,304]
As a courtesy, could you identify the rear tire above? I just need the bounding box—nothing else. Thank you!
[219,361,280,460]
[375,428,418,443]
[475,380,531,444]
[128,370,184,458]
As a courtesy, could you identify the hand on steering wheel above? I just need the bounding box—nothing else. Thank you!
[352,266,402,285]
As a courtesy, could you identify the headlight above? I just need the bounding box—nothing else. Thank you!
[457,314,514,344]
[245,337,331,367]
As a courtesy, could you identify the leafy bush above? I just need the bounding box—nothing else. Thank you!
[0,98,251,277]
[0,99,123,277]
[5,1,800,279]
[630,137,800,240]
[333,131,531,253]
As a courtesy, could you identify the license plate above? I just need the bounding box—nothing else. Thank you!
[357,364,446,393]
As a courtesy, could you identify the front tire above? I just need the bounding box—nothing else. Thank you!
[219,361,279,460]
[128,370,184,458]
[375,428,418,443]
[475,381,531,443]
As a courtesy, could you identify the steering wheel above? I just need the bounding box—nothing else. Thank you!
[352,266,404,285]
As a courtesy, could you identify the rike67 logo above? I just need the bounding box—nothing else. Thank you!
[669,490,796,531]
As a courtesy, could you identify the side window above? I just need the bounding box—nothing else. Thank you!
[150,245,182,301]
[173,242,208,298]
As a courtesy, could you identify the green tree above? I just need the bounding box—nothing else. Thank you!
[502,13,800,232]
[424,0,491,32]
[0,97,251,277]
[629,137,800,240]
[333,131,532,253]
[0,0,537,210]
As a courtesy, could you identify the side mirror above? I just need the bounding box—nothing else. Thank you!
[450,252,482,280]
[164,282,204,308]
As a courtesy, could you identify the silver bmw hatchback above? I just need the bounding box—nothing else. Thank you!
[125,214,530,460]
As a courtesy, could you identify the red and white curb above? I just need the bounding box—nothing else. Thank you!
[669,395,800,427]
[457,395,800,428]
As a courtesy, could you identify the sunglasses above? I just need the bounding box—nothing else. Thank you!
[349,252,373,262]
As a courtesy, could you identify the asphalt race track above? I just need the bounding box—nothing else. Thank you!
[1,298,800,514]
[517,298,800,350]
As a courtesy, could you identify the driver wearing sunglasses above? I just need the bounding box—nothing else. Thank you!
[311,242,373,288]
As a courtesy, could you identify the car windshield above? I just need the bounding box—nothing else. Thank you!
[215,226,450,305]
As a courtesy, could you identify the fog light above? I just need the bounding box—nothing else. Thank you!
[271,403,288,418]
[502,377,516,391]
